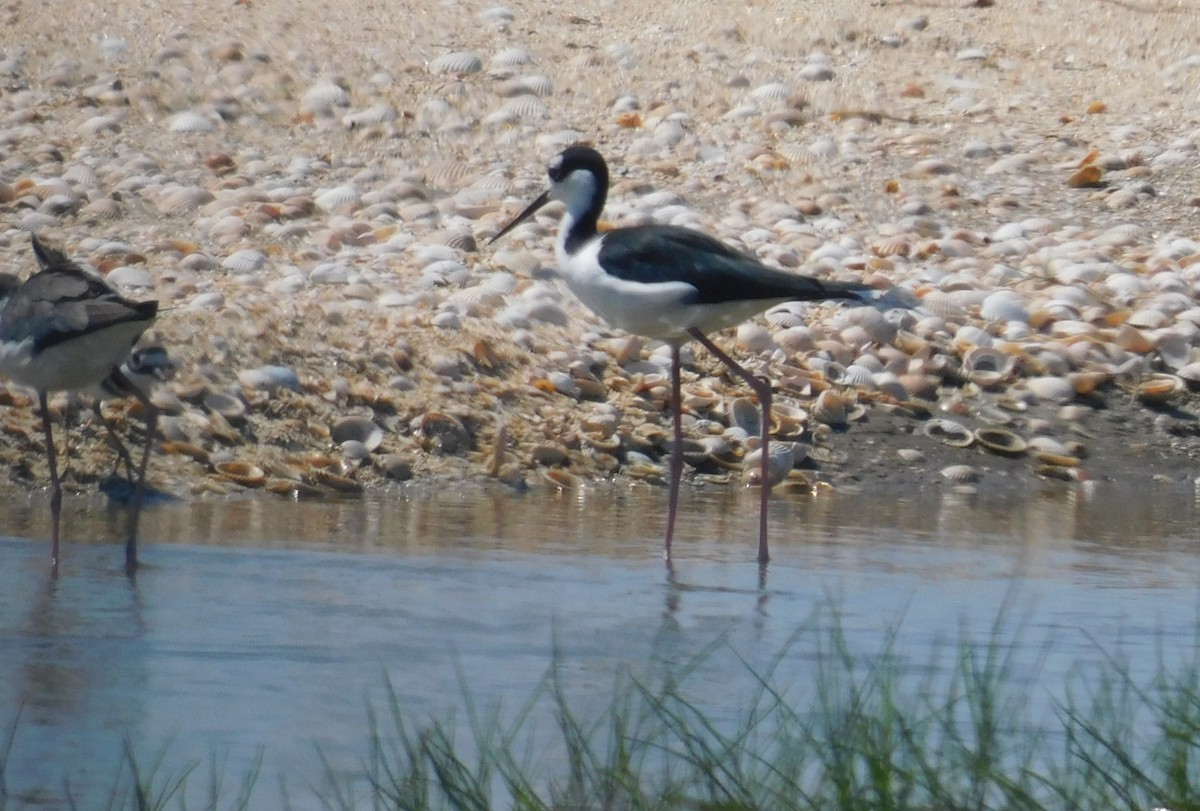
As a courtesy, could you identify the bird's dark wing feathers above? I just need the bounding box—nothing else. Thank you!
[597,225,869,305]
[0,264,158,350]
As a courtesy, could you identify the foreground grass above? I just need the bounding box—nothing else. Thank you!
[3,614,1199,810]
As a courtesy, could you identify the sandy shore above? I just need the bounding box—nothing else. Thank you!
[1,0,1200,505]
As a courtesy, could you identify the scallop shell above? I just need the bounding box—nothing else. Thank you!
[1123,373,1185,403]
[540,468,583,490]
[741,443,797,487]
[221,248,267,272]
[749,81,791,103]
[922,418,974,447]
[301,81,350,113]
[979,291,1030,323]
[331,416,383,452]
[429,51,483,74]
[515,74,554,96]
[941,464,980,483]
[491,47,533,68]
[309,467,364,493]
[872,235,912,258]
[812,390,849,426]
[214,460,266,488]
[973,427,1027,457]
[79,197,122,221]
[727,397,762,438]
[168,110,216,133]
[157,185,215,215]
[1176,361,1200,389]
[342,103,398,128]
[315,184,360,212]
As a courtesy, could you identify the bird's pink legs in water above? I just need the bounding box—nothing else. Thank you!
[117,371,158,576]
[38,391,62,575]
[688,328,772,566]
[665,343,684,562]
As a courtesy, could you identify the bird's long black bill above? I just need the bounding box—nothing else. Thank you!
[489,190,550,245]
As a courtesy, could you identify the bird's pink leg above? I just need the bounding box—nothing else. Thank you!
[117,372,158,577]
[664,343,684,563]
[39,391,62,575]
[688,329,772,565]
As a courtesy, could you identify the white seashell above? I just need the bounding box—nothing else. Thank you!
[221,248,267,273]
[491,47,533,68]
[979,290,1029,323]
[1125,308,1170,330]
[953,324,993,349]
[1024,376,1075,404]
[499,95,547,119]
[314,184,360,212]
[728,396,762,437]
[835,364,876,389]
[798,63,834,81]
[429,51,483,74]
[941,464,980,483]
[920,291,967,321]
[78,114,122,135]
[342,103,398,129]
[301,81,350,114]
[750,81,790,103]
[106,266,154,288]
[516,74,554,96]
[79,197,122,221]
[1177,361,1200,389]
[331,416,384,452]
[157,185,215,215]
[741,443,797,487]
[168,110,216,133]
[736,323,774,353]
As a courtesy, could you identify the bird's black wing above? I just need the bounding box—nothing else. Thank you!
[597,224,870,305]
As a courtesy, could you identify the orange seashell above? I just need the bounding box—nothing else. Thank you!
[1077,148,1100,167]
[1086,100,1107,115]
[883,178,900,194]
[899,83,925,98]
[1067,165,1103,188]
[616,111,642,128]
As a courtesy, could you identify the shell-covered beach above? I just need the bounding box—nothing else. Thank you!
[2,0,1200,503]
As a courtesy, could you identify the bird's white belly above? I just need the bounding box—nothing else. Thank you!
[559,244,787,342]
[0,321,145,393]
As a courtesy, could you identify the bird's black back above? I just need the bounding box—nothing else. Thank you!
[596,224,871,305]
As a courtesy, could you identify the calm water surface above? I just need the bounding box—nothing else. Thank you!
[1,480,1199,808]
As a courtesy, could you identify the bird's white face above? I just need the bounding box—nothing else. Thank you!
[550,166,601,217]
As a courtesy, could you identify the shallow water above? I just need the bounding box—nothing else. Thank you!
[2,480,1200,808]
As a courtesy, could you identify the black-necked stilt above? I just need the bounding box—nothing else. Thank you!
[0,234,159,574]
[491,145,878,565]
